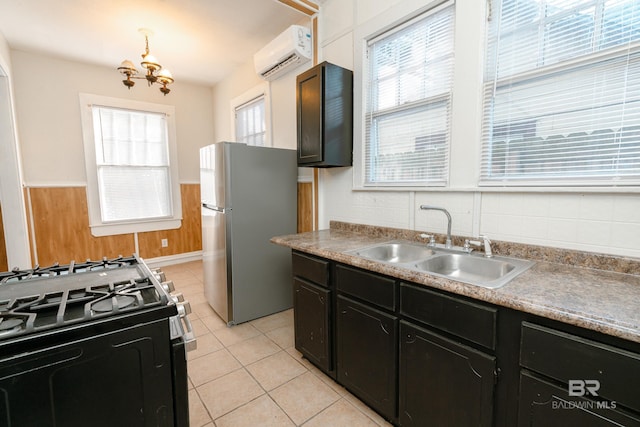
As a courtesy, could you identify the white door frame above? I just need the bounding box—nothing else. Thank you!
[0,66,32,269]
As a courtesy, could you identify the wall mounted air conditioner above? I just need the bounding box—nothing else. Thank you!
[254,25,312,81]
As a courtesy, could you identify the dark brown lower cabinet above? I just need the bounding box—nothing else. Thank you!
[293,278,332,373]
[518,371,640,426]
[291,251,640,427]
[399,320,496,427]
[336,295,398,421]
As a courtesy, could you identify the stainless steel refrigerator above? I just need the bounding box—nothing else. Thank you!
[200,142,297,325]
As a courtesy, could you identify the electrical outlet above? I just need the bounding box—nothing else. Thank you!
[161,238,168,248]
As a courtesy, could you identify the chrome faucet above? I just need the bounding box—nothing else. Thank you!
[419,205,452,249]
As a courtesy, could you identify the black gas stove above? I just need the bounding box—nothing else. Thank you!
[0,255,195,427]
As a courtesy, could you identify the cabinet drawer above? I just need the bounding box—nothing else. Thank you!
[521,322,640,413]
[400,283,497,350]
[335,264,396,311]
[292,252,329,287]
[518,370,640,426]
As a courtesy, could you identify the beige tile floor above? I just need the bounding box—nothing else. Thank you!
[160,260,393,427]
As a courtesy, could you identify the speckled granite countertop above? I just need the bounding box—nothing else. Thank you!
[272,221,640,344]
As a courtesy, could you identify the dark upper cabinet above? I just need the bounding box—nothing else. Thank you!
[296,61,353,167]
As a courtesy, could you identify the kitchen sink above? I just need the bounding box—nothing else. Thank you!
[413,253,534,288]
[350,242,436,263]
[347,241,535,288]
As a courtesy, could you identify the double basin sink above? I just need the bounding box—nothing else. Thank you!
[347,241,535,289]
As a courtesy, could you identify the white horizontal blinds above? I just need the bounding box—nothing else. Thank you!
[93,106,172,222]
[364,3,455,186]
[481,0,640,185]
[235,95,265,146]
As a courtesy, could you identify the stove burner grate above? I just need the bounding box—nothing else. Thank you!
[0,256,139,284]
[0,262,166,341]
[92,295,137,313]
[0,316,27,337]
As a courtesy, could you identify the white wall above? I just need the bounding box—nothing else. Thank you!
[11,50,215,185]
[209,49,314,187]
[317,0,640,259]
[211,59,262,144]
[211,55,310,151]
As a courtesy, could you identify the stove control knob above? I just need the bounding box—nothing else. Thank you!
[177,301,192,317]
[171,293,184,304]
[153,269,166,282]
[161,280,175,293]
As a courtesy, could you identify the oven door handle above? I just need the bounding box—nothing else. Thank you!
[180,315,197,352]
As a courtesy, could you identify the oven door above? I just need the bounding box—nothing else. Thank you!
[0,318,177,427]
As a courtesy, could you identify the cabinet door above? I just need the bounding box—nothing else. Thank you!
[297,67,323,164]
[518,370,640,426]
[337,295,398,421]
[399,321,496,427]
[293,278,331,373]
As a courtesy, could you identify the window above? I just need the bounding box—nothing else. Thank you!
[481,0,640,185]
[231,83,271,146]
[363,2,455,186]
[80,94,182,236]
[235,95,266,146]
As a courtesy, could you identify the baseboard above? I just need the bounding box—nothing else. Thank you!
[143,251,203,268]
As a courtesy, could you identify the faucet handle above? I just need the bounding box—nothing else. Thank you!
[420,233,436,246]
[468,238,482,247]
[469,235,492,257]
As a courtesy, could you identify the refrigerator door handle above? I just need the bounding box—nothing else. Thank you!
[202,203,227,213]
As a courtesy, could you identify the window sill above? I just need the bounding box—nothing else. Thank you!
[352,185,640,194]
[90,218,182,237]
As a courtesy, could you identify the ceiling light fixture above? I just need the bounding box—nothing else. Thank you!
[117,29,174,95]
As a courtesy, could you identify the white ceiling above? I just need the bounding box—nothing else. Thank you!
[0,0,311,86]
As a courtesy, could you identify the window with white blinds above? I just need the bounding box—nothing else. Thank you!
[481,0,640,185]
[92,106,172,222]
[80,94,182,236]
[235,95,266,146]
[364,2,455,186]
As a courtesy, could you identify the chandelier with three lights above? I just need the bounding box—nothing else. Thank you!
[117,29,174,95]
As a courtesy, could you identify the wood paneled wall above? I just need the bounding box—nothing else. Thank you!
[138,184,202,259]
[13,181,306,267]
[27,184,202,266]
[297,182,313,233]
[28,187,135,265]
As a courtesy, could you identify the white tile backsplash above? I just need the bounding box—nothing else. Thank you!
[481,193,640,258]
[576,220,612,246]
[613,195,640,222]
[322,170,640,257]
[611,222,640,251]
[579,195,614,221]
